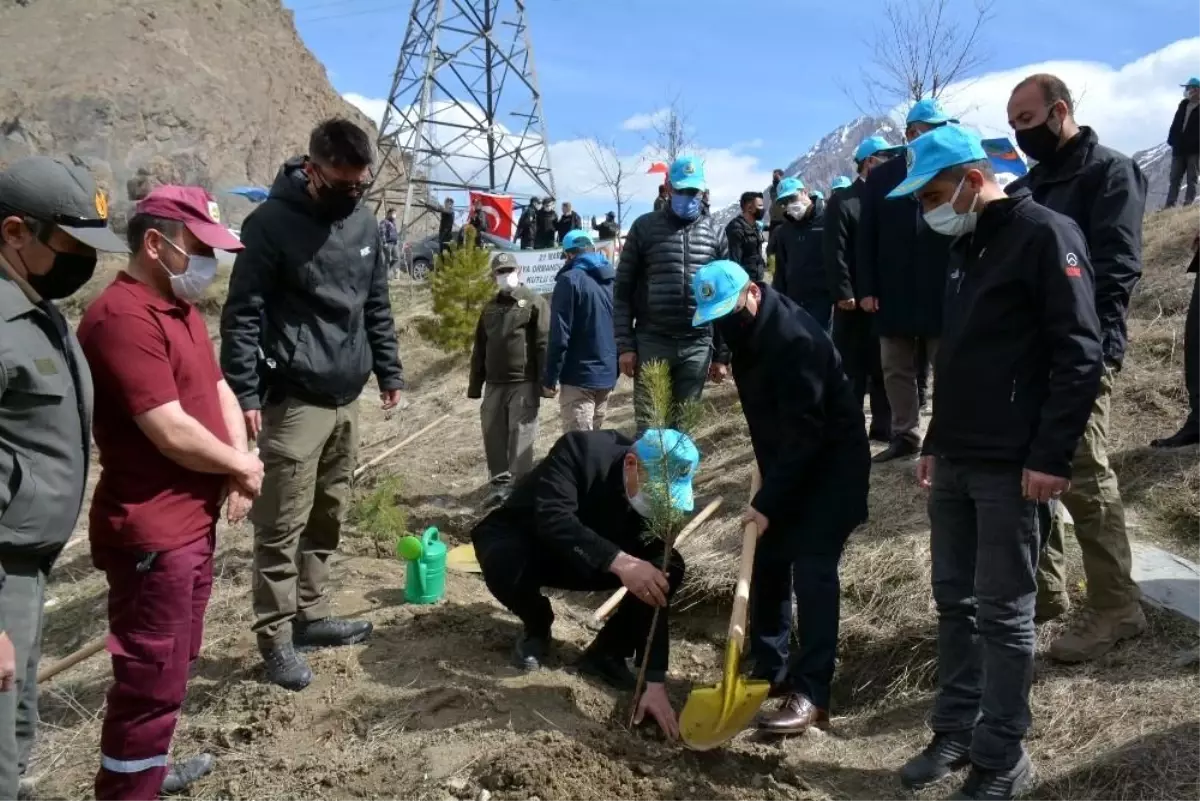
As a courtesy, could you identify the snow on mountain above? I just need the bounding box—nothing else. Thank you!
[1133,142,1173,209]
[713,115,901,229]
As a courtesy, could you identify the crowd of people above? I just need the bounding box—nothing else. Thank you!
[0,69,1195,801]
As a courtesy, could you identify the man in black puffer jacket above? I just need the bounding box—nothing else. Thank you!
[614,156,729,431]
[769,177,831,331]
[1165,77,1200,208]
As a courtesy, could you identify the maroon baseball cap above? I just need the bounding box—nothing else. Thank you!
[135,185,243,251]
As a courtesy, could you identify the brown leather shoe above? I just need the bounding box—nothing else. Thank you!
[757,693,830,735]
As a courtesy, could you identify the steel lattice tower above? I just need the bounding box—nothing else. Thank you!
[370,0,556,239]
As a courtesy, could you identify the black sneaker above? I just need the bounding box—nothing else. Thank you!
[259,641,313,691]
[951,754,1034,800]
[872,438,919,464]
[899,732,972,789]
[160,753,216,795]
[293,617,373,650]
[513,634,549,671]
[576,645,636,691]
[1151,418,1200,448]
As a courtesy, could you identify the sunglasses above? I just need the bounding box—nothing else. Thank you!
[311,162,373,195]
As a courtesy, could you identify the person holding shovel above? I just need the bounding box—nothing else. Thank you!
[691,259,870,737]
[470,428,699,739]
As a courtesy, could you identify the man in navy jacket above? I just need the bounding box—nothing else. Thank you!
[543,230,618,431]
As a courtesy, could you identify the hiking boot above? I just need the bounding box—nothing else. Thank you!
[576,644,636,691]
[160,753,215,795]
[1151,416,1199,448]
[950,754,1034,800]
[1048,603,1147,663]
[872,438,919,464]
[756,692,829,736]
[513,634,549,671]
[899,731,972,789]
[293,617,373,650]
[259,641,313,691]
[1034,591,1070,623]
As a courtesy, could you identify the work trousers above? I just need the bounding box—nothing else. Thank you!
[558,385,612,433]
[1166,153,1199,208]
[929,459,1041,771]
[1186,272,1199,427]
[881,336,939,446]
[251,396,358,646]
[833,308,891,436]
[0,558,46,801]
[94,531,214,800]
[471,520,684,682]
[1037,369,1139,609]
[633,332,712,434]
[480,382,539,481]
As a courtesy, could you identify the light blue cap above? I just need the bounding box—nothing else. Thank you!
[888,125,987,198]
[668,155,707,191]
[854,135,898,163]
[1185,77,1200,88]
[775,176,805,201]
[633,428,700,513]
[562,229,593,251]
[692,259,750,326]
[906,97,958,126]
[831,176,853,190]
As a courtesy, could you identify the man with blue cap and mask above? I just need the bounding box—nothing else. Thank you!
[1165,76,1199,208]
[829,176,853,194]
[825,135,899,443]
[614,155,728,431]
[858,98,957,464]
[768,176,831,330]
[891,124,1102,799]
[691,259,869,738]
[471,427,699,740]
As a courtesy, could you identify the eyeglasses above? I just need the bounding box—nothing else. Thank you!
[311,162,372,195]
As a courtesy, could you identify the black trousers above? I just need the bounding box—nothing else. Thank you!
[1186,271,1198,425]
[472,520,684,681]
[833,308,891,435]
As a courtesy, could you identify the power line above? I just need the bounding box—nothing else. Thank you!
[296,1,406,23]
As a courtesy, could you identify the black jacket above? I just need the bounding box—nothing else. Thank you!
[857,155,953,337]
[725,215,766,282]
[614,209,729,351]
[1007,127,1147,368]
[770,200,828,303]
[534,208,558,248]
[823,180,863,303]
[556,211,582,244]
[516,207,535,247]
[593,219,621,241]
[1169,99,1200,156]
[925,193,1103,478]
[469,208,491,235]
[220,158,404,410]
[721,286,869,534]
[425,203,455,243]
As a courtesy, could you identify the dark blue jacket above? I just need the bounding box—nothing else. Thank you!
[770,198,828,303]
[544,252,618,391]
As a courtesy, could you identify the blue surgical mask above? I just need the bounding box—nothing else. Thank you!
[670,193,702,220]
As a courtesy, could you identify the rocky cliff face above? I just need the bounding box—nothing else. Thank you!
[0,0,397,226]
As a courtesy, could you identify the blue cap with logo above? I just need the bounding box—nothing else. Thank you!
[831,176,853,190]
[1185,77,1200,89]
[692,259,750,326]
[562,229,594,251]
[854,135,898,163]
[633,428,701,513]
[906,97,958,126]
[775,176,805,201]
[668,155,707,191]
[888,124,987,198]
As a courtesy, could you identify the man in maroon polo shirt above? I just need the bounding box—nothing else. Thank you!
[77,186,263,800]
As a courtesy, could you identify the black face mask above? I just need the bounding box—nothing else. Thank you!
[752,208,765,221]
[26,249,98,300]
[1014,110,1062,164]
[314,185,360,220]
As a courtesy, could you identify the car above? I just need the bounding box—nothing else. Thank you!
[404,233,441,280]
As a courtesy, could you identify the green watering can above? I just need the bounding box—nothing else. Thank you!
[396,527,447,604]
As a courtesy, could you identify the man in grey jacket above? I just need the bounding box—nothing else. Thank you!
[0,155,127,799]
[220,118,405,691]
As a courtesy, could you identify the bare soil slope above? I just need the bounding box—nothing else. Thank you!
[25,210,1200,800]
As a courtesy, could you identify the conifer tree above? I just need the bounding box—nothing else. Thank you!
[422,228,496,354]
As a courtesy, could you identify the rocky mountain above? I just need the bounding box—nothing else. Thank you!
[1133,142,1174,210]
[0,0,405,227]
[714,115,901,228]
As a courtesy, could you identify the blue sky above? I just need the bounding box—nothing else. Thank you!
[282,0,1198,219]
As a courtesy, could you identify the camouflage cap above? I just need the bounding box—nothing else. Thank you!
[491,251,518,272]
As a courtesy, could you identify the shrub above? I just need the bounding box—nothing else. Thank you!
[422,228,496,353]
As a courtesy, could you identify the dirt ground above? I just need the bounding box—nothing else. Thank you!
[25,211,1200,800]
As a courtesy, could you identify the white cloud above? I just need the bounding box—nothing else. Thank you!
[918,37,1200,156]
[620,108,671,132]
[344,92,388,128]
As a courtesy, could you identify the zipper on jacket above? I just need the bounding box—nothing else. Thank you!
[1010,379,1017,403]
[682,224,691,316]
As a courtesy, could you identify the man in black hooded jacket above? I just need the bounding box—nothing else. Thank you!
[220,118,404,691]
[770,178,831,331]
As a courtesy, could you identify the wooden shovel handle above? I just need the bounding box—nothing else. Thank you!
[37,634,107,683]
[728,469,763,646]
[353,414,449,479]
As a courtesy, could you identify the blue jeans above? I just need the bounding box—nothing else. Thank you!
[928,458,1043,771]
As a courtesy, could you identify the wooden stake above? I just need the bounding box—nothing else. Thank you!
[353,414,449,479]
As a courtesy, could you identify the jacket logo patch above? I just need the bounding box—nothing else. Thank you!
[34,357,58,376]
[1065,252,1081,277]
[360,246,372,257]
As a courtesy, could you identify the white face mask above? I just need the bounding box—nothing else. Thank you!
[627,489,652,518]
[923,175,979,237]
[159,237,219,301]
[496,271,520,290]
[785,199,809,219]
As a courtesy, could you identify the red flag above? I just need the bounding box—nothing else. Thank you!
[469,191,515,239]
[647,161,668,175]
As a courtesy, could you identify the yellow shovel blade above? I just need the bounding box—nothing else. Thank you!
[679,639,770,751]
[446,544,482,573]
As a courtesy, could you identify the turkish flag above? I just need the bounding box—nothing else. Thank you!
[469,192,515,240]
